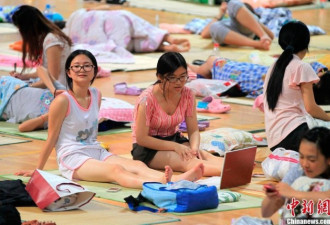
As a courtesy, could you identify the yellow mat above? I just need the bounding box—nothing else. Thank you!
[18,200,180,225]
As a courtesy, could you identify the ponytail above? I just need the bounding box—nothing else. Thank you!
[266,21,310,111]
[266,47,294,111]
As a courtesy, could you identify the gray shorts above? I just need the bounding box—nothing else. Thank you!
[58,146,113,180]
[210,0,257,44]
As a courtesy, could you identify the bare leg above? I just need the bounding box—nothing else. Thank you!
[199,150,224,165]
[188,56,216,79]
[234,6,272,49]
[111,156,204,182]
[74,158,170,188]
[73,157,203,188]
[149,151,222,176]
[223,30,270,50]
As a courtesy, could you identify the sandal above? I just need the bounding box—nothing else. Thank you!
[179,120,210,132]
[114,82,142,96]
[197,96,231,113]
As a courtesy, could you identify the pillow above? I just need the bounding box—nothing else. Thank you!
[200,128,266,156]
[218,191,241,203]
[98,97,134,123]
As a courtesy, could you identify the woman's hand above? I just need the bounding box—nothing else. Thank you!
[174,144,195,161]
[191,148,202,159]
[15,170,35,177]
[10,71,27,80]
[276,182,296,198]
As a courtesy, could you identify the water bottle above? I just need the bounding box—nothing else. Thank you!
[155,14,159,28]
[44,4,53,21]
[210,42,220,57]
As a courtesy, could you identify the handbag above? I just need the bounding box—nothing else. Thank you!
[125,180,219,213]
[26,169,95,211]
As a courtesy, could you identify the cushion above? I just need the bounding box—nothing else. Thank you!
[200,128,266,156]
[98,97,134,123]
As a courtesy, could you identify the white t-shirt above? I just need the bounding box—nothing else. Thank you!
[263,55,319,148]
[42,33,71,87]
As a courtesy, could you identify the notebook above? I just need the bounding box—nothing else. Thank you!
[219,146,257,189]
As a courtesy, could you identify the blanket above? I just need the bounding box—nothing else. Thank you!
[64,9,167,64]
[0,76,27,116]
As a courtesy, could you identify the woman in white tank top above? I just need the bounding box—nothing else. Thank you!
[15,50,204,188]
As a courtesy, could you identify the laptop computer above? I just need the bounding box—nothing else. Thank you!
[219,146,257,189]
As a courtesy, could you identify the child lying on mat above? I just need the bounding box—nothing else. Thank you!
[15,50,204,189]
[261,127,330,222]
[188,56,330,99]
[61,6,190,60]
[0,66,64,132]
[131,52,223,177]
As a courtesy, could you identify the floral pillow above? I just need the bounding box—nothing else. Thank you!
[200,128,266,156]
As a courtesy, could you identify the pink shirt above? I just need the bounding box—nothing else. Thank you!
[263,55,319,148]
[132,85,194,142]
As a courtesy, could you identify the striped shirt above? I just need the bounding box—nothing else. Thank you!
[132,85,194,142]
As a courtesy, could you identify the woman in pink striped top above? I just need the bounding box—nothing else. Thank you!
[132,52,223,176]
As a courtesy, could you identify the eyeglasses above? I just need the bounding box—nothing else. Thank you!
[69,64,95,73]
[166,75,189,83]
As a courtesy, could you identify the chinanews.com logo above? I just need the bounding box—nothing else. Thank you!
[286,197,330,224]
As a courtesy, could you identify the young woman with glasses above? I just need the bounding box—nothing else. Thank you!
[15,50,204,188]
[131,52,223,176]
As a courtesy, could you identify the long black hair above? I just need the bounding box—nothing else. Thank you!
[155,52,187,98]
[12,5,72,71]
[266,21,310,111]
[65,49,98,91]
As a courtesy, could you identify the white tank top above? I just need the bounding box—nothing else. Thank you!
[55,87,100,156]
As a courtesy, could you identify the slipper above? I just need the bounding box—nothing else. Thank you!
[114,82,142,96]
[179,120,210,132]
[197,96,231,113]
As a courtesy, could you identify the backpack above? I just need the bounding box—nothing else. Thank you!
[125,180,219,213]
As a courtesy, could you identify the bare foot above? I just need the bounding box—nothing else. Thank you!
[171,38,190,46]
[163,165,173,183]
[256,34,272,50]
[172,163,204,182]
[163,43,190,52]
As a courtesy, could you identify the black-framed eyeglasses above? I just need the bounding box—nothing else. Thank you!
[166,75,189,83]
[69,65,95,73]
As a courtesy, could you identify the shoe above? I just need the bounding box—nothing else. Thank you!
[197,96,231,113]
[106,0,127,4]
[192,59,206,65]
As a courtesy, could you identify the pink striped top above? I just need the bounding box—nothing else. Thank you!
[132,85,194,142]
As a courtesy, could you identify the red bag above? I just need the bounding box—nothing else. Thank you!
[26,169,95,211]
